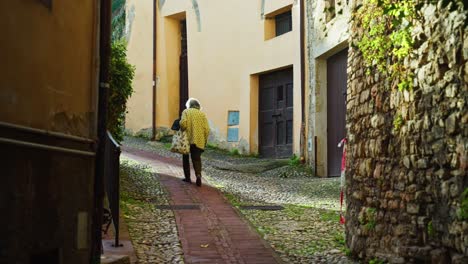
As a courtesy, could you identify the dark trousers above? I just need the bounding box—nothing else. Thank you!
[183,145,203,180]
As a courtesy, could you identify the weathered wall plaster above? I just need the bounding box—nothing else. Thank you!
[306,0,352,176]
[0,0,98,139]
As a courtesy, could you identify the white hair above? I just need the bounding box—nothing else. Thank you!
[185,98,202,109]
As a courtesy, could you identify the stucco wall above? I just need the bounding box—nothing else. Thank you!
[306,0,351,176]
[153,0,303,154]
[125,0,155,134]
[0,1,98,263]
[0,0,98,139]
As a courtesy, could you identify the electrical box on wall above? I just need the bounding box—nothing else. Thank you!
[227,111,240,126]
[227,111,240,142]
[227,128,239,142]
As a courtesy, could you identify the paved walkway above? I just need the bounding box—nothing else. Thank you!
[122,146,282,264]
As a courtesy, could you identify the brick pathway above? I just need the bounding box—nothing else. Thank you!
[122,146,282,264]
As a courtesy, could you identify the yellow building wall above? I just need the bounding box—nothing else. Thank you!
[154,0,303,155]
[125,0,155,133]
[0,0,98,139]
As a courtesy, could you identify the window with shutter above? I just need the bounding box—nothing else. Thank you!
[275,11,292,36]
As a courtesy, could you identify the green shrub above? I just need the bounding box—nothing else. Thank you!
[369,259,384,264]
[230,148,240,156]
[206,142,219,150]
[108,39,135,143]
[289,154,301,166]
[160,135,173,143]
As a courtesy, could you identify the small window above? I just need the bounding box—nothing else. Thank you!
[275,11,292,36]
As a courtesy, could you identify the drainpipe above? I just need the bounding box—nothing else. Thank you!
[300,0,306,161]
[91,0,111,262]
[152,0,158,141]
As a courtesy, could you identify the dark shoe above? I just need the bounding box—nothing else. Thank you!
[182,178,192,183]
[196,176,201,187]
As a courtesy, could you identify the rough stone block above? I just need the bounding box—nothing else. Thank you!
[416,159,428,169]
[407,203,420,214]
[452,254,468,264]
[445,113,458,134]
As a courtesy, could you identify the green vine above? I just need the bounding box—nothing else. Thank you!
[355,0,416,91]
[393,114,403,131]
[359,207,377,231]
[427,220,434,237]
[458,188,468,220]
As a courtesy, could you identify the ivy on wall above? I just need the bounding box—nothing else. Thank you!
[355,0,416,91]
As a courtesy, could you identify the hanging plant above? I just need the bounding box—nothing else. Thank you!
[355,0,417,91]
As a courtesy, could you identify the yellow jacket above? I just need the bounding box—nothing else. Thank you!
[180,108,210,150]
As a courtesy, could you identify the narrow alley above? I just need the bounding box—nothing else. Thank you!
[119,136,355,264]
[2,1,466,264]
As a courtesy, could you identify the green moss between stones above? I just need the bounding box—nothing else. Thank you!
[458,188,468,220]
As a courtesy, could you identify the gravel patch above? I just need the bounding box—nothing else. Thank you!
[120,158,184,264]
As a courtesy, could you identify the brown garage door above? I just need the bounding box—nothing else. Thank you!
[327,49,348,177]
[259,68,293,158]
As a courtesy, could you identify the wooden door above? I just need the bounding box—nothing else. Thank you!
[179,20,189,116]
[327,49,348,177]
[259,68,293,158]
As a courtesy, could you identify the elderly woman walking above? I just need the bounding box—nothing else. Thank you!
[180,98,210,186]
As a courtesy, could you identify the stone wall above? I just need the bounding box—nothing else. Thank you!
[346,1,467,263]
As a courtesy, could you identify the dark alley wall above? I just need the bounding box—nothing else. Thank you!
[0,138,95,264]
[0,1,99,263]
[346,1,467,263]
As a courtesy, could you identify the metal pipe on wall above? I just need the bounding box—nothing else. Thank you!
[0,137,95,157]
[0,121,94,143]
[152,0,158,141]
[315,136,318,176]
[300,0,307,160]
[91,0,112,261]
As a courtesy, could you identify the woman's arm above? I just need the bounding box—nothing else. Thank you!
[203,116,210,140]
[180,110,188,131]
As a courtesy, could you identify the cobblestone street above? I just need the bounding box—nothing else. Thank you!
[121,137,358,263]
